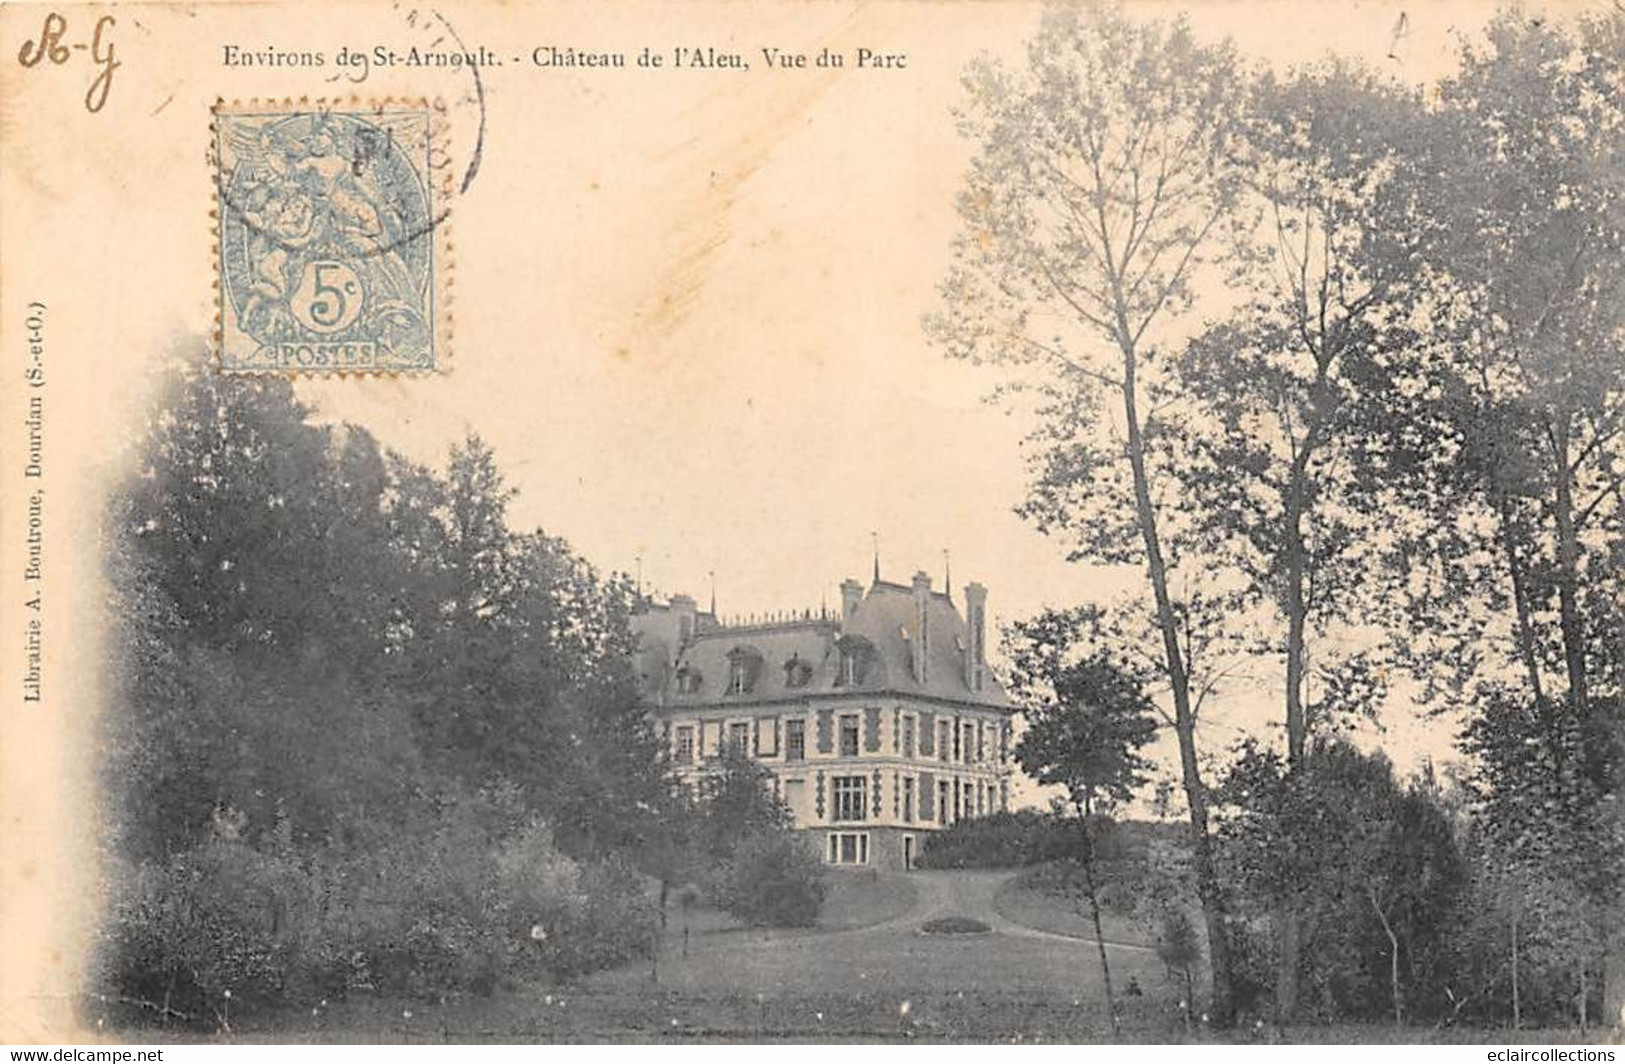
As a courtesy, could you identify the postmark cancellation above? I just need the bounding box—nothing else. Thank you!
[211,99,451,375]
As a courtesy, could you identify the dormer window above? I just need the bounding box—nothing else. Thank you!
[725,646,763,695]
[784,654,813,689]
[676,666,703,695]
[833,635,872,688]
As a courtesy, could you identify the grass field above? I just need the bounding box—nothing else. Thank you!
[990,866,1150,947]
[113,868,1619,1044]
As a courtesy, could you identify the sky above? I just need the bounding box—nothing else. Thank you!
[271,0,1590,791]
[57,0,1596,794]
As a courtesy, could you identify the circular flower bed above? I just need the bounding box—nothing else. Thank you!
[919,915,992,935]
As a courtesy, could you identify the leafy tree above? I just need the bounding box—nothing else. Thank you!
[100,355,673,1022]
[1168,62,1434,1018]
[105,362,422,857]
[1215,741,1465,1025]
[1459,688,1620,1028]
[693,750,793,861]
[710,831,827,929]
[929,5,1252,1020]
[677,752,825,928]
[1006,607,1160,1035]
[1356,11,1625,1022]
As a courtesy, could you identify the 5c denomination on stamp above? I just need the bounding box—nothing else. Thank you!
[212,99,451,375]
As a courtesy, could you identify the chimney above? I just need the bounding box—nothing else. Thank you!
[671,593,697,648]
[964,582,987,691]
[912,571,932,684]
[839,578,864,623]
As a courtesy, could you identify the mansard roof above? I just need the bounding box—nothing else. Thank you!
[632,578,1009,711]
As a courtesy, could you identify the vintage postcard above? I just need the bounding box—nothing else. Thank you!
[2,0,1622,1049]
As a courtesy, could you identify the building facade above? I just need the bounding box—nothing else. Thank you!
[631,568,1014,871]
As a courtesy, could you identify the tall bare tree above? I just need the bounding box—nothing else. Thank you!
[928,4,1250,1021]
[1170,62,1435,1021]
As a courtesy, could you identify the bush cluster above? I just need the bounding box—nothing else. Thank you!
[915,810,1074,869]
[707,832,827,928]
[99,798,658,1027]
[677,753,828,928]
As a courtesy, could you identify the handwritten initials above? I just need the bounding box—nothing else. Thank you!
[17,12,118,113]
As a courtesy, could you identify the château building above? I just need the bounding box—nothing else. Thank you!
[631,565,1014,871]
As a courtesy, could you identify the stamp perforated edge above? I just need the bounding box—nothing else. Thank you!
[209,96,454,378]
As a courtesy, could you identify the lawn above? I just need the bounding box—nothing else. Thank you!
[104,868,1618,1044]
[817,868,920,931]
[991,866,1151,947]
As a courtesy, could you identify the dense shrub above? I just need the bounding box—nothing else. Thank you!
[709,831,827,927]
[99,797,658,1027]
[101,836,357,1026]
[915,810,1074,869]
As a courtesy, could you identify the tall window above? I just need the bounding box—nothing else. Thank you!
[903,776,916,823]
[903,716,916,758]
[939,721,951,762]
[963,723,975,763]
[839,714,860,757]
[785,719,806,761]
[728,721,750,756]
[832,776,866,821]
[675,725,695,765]
[727,659,748,695]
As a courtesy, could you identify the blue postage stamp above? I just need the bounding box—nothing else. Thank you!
[213,101,449,374]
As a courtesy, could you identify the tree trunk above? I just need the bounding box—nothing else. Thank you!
[1547,421,1622,1023]
[1511,907,1522,1031]
[1549,421,1589,723]
[1277,448,1314,1026]
[1075,805,1120,1037]
[1606,916,1625,1030]
[1120,353,1234,1026]
[1579,960,1588,1035]
[1494,491,1548,708]
[1370,887,1403,1027]
[1276,909,1302,1029]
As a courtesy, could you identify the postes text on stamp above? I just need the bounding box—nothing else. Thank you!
[213,100,449,375]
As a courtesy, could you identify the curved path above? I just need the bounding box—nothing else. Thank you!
[591,868,1159,999]
[874,870,1154,953]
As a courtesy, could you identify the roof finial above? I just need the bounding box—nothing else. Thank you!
[871,531,881,585]
[944,548,952,604]
[708,570,716,616]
